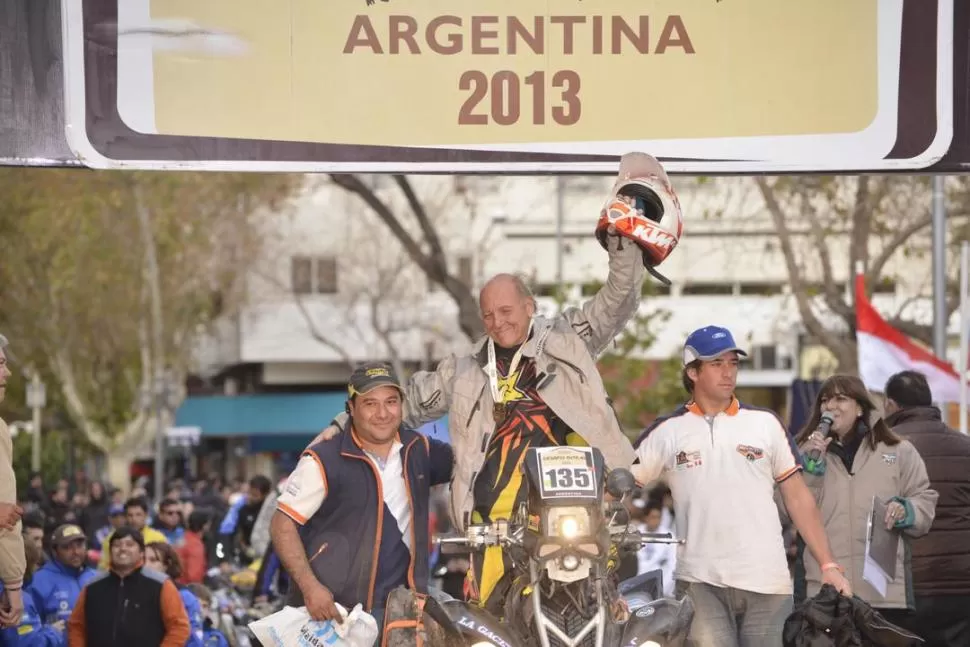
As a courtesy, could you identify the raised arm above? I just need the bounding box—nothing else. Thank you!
[563,234,645,358]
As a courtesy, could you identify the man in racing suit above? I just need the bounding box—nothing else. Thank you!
[314,152,684,609]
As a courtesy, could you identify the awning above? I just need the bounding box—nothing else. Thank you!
[175,393,347,437]
[175,392,450,442]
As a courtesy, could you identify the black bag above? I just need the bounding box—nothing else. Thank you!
[783,584,923,647]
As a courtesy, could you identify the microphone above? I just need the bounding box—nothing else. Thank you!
[805,412,834,473]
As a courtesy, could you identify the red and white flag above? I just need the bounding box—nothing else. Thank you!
[856,273,963,402]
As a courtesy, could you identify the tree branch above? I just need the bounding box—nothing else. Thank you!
[800,185,851,323]
[867,211,932,286]
[328,174,485,340]
[848,176,872,278]
[392,175,447,271]
[52,349,111,452]
[757,177,854,360]
[329,174,432,274]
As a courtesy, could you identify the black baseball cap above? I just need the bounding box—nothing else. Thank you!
[348,362,403,399]
[51,524,87,547]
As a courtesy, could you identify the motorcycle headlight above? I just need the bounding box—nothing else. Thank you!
[547,507,590,540]
[560,516,580,539]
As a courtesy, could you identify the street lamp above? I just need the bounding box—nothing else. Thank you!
[140,370,180,504]
[25,372,46,473]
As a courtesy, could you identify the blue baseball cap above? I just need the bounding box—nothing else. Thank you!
[683,326,747,366]
[109,503,125,516]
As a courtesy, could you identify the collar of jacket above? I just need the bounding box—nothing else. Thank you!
[472,315,554,367]
[48,557,86,579]
[884,405,942,427]
[337,418,420,459]
[111,561,145,580]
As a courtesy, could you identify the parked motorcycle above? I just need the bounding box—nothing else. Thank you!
[432,445,693,647]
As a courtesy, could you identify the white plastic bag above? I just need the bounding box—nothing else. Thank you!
[247,603,379,647]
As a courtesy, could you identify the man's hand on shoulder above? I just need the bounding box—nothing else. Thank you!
[309,424,341,446]
[0,503,23,531]
[307,413,349,449]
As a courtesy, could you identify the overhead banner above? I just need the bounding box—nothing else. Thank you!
[62,0,953,173]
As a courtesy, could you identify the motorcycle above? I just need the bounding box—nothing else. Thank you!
[432,445,694,647]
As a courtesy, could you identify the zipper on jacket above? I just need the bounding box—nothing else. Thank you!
[402,439,418,590]
[112,576,126,643]
[543,352,587,384]
[344,453,385,611]
[310,542,328,562]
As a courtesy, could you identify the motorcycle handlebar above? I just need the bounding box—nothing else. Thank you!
[618,531,684,547]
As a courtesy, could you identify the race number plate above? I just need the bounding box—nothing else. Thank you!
[536,446,597,499]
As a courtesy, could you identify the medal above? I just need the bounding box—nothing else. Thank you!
[485,319,533,423]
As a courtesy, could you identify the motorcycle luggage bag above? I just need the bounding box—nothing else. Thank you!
[382,587,458,647]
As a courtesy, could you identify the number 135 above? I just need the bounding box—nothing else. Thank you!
[458,70,581,126]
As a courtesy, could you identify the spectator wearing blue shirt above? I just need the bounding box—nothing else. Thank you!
[1,536,64,646]
[146,541,204,647]
[25,525,95,630]
[185,584,230,647]
[153,499,185,547]
[92,505,125,553]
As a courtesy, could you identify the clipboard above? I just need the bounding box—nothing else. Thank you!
[862,496,900,597]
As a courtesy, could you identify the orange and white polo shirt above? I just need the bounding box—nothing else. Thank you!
[633,398,803,596]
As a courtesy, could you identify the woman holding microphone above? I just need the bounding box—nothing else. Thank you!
[792,374,937,627]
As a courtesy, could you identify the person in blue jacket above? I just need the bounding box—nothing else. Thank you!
[0,538,63,646]
[185,584,230,647]
[92,504,126,553]
[25,525,95,631]
[146,541,204,647]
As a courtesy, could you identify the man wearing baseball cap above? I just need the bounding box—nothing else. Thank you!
[633,325,851,646]
[26,523,96,636]
[270,361,454,640]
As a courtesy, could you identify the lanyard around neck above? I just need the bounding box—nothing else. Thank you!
[485,319,533,404]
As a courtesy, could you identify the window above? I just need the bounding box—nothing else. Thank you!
[457,255,474,287]
[749,345,793,371]
[316,257,338,294]
[739,282,784,296]
[291,256,313,294]
[290,256,338,294]
[681,283,734,296]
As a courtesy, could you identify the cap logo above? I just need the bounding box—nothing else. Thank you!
[712,332,726,339]
[62,525,82,537]
[365,367,390,378]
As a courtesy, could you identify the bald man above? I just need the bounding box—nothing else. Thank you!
[310,154,680,611]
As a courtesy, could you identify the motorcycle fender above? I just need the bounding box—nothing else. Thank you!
[441,600,521,647]
[620,613,656,646]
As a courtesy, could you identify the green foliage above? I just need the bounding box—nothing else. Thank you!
[0,169,300,451]
[599,304,685,435]
[12,429,70,498]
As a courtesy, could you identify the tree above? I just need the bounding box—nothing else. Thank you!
[0,169,299,491]
[597,296,685,435]
[327,174,487,340]
[288,189,469,377]
[753,175,969,373]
